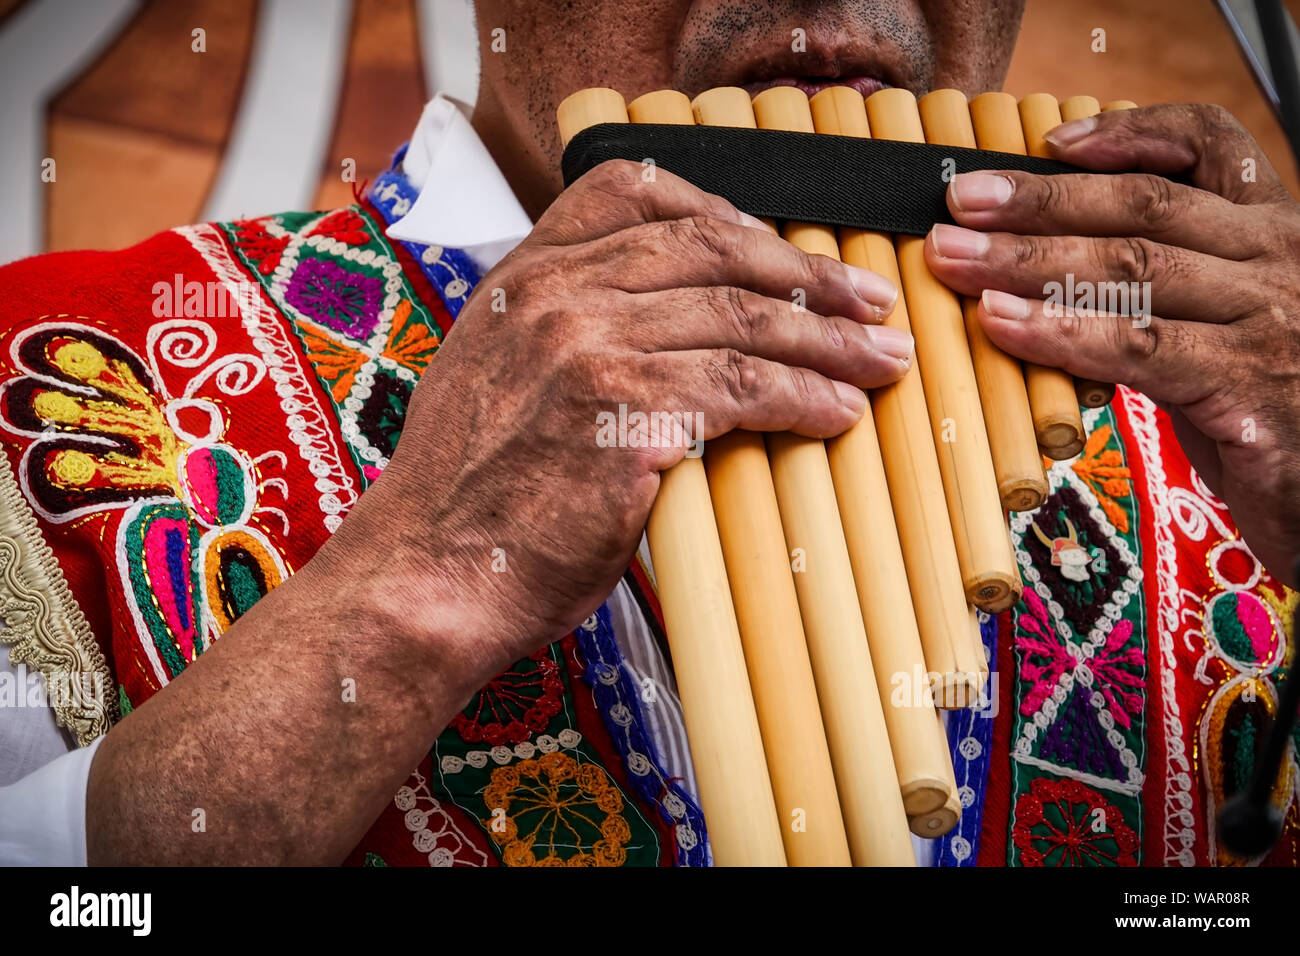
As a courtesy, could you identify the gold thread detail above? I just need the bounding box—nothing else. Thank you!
[0,448,114,745]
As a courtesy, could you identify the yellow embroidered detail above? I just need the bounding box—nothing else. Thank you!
[482,751,630,867]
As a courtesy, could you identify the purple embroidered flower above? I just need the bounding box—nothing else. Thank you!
[285,257,383,339]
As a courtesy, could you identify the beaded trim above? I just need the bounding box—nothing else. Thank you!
[574,603,710,866]
[367,145,481,318]
[0,450,114,745]
[935,610,997,866]
[1120,387,1197,865]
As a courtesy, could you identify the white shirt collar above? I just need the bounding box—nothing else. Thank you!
[386,94,534,274]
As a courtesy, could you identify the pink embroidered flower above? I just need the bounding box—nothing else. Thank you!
[1016,589,1143,729]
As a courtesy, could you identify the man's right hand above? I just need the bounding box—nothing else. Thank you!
[366,159,913,679]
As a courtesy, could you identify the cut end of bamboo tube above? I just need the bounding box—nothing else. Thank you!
[1001,475,1048,513]
[933,671,985,711]
[1076,380,1117,408]
[1040,425,1087,460]
[969,570,1021,614]
[909,800,960,839]
[900,777,952,818]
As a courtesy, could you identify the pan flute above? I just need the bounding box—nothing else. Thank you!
[556,86,1132,866]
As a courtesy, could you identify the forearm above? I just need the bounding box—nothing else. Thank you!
[84,492,498,865]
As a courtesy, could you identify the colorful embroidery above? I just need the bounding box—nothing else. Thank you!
[483,751,632,866]
[1001,403,1147,864]
[0,319,289,695]
[1012,777,1139,866]
[219,208,449,479]
[430,634,665,867]
[449,647,564,747]
[573,605,709,865]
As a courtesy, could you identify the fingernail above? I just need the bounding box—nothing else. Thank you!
[845,265,897,310]
[930,223,990,260]
[1044,115,1096,147]
[833,380,868,414]
[865,324,914,363]
[950,172,1014,211]
[982,289,1031,320]
[738,211,768,230]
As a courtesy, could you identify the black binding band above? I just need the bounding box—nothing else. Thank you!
[562,122,1085,238]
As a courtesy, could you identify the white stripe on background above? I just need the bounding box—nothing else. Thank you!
[201,0,352,222]
[416,0,479,106]
[0,0,141,263]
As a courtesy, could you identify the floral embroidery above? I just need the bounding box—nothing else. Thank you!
[285,257,385,340]
[1016,588,1143,732]
[0,320,289,693]
[230,221,289,277]
[450,647,564,747]
[1070,424,1132,533]
[1013,777,1139,866]
[482,751,632,867]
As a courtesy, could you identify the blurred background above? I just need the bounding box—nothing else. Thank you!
[0,0,1297,263]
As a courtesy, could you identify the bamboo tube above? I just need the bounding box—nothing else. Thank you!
[1059,94,1118,410]
[1017,93,1087,460]
[1060,94,1101,120]
[1102,99,1138,111]
[928,91,1046,513]
[557,88,786,866]
[909,711,963,837]
[750,86,915,865]
[807,86,956,823]
[636,88,851,866]
[865,88,1020,615]
[803,89,982,711]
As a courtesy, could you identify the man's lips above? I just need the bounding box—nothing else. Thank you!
[739,75,892,100]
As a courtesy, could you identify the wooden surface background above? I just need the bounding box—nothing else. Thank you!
[0,0,1296,256]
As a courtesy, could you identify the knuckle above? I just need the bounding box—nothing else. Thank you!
[710,348,758,405]
[802,250,840,289]
[1032,174,1068,219]
[1128,174,1179,231]
[1120,316,1164,364]
[675,215,738,262]
[1201,103,1240,136]
[1110,236,1158,284]
[784,365,819,406]
[1011,235,1047,270]
[1056,305,1085,342]
[820,315,849,354]
[718,287,765,343]
[585,158,643,195]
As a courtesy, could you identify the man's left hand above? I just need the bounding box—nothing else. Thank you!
[923,103,1300,587]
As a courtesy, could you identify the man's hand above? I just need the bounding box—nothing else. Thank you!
[922,103,1300,587]
[373,158,910,676]
[85,159,907,865]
